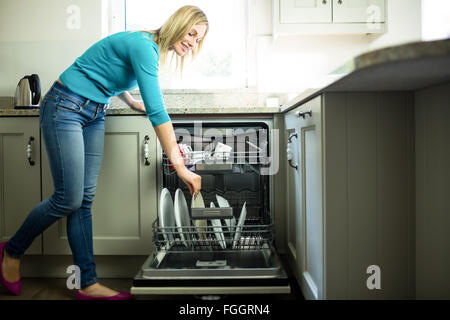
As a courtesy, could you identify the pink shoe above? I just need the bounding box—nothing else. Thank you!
[76,289,134,300]
[0,242,22,296]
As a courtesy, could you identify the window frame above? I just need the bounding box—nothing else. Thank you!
[104,0,256,91]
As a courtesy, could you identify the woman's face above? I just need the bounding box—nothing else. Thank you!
[172,23,208,57]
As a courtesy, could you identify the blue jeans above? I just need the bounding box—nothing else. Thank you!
[5,81,108,289]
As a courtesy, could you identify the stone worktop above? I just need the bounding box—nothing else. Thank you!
[0,90,281,116]
[0,104,280,117]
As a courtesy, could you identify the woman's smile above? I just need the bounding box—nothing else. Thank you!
[173,23,207,57]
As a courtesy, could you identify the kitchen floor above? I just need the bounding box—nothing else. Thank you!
[1,254,303,300]
[0,278,130,300]
[0,276,303,300]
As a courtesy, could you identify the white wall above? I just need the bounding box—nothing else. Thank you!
[368,0,422,49]
[0,0,103,96]
[0,0,423,97]
[254,0,422,93]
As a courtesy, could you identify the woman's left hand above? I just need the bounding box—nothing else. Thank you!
[130,100,146,112]
[118,91,146,112]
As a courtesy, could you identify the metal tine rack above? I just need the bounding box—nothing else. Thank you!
[162,150,269,175]
[152,219,274,253]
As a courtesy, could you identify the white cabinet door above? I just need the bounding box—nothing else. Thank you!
[0,118,42,254]
[280,0,332,23]
[333,0,385,23]
[42,115,158,255]
[297,98,324,300]
[285,96,324,300]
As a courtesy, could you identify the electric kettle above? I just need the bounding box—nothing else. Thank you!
[14,74,41,109]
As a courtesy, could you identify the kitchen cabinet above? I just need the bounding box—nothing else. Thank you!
[333,0,386,23]
[285,97,323,299]
[284,92,415,299]
[42,115,158,255]
[0,117,42,254]
[415,82,450,299]
[279,0,332,23]
[274,0,386,36]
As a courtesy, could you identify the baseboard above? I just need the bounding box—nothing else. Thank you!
[301,271,319,300]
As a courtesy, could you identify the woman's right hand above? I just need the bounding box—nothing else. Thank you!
[177,167,202,199]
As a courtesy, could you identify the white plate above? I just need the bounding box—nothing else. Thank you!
[159,188,176,244]
[215,194,230,207]
[216,195,236,229]
[210,202,226,249]
[233,202,247,249]
[191,192,207,241]
[191,191,205,208]
[174,188,192,247]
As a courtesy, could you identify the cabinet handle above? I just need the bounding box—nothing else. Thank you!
[338,0,342,4]
[287,132,298,170]
[296,110,312,119]
[322,0,327,4]
[144,135,150,166]
[27,136,35,166]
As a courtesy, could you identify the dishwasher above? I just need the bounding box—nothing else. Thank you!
[131,119,290,296]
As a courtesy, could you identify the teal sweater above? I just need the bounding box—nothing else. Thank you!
[60,31,170,127]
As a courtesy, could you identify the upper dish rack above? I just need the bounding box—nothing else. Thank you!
[162,125,271,175]
[162,149,271,175]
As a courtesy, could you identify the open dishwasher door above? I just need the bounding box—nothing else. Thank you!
[131,221,290,295]
[131,120,290,295]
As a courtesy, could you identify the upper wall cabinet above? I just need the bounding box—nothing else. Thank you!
[333,0,386,23]
[274,0,386,36]
[279,0,332,23]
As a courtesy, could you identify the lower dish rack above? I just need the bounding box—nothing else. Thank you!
[132,218,290,294]
[143,217,282,278]
[153,217,274,252]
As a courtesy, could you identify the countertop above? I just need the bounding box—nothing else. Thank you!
[0,90,280,117]
[281,38,450,112]
[0,105,279,117]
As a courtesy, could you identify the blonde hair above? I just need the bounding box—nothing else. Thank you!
[145,5,208,71]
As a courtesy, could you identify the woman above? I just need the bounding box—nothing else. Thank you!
[0,5,206,300]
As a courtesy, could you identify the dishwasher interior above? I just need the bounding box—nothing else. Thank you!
[132,120,290,295]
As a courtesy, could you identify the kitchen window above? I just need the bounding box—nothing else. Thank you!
[109,0,253,89]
